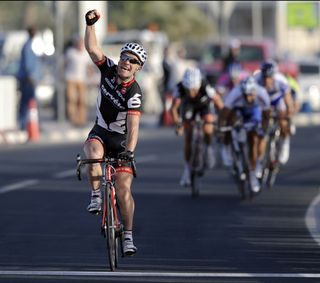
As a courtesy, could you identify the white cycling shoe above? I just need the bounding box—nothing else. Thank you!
[250,170,260,193]
[279,138,290,165]
[122,234,137,256]
[180,166,191,187]
[87,193,102,214]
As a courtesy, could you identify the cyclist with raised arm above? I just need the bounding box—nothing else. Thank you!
[218,76,271,193]
[254,60,294,165]
[83,9,147,256]
[170,67,224,186]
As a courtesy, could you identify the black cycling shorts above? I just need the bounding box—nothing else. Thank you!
[86,124,126,158]
[180,102,214,122]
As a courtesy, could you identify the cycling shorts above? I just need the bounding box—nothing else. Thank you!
[271,96,286,111]
[85,124,134,173]
[180,102,215,122]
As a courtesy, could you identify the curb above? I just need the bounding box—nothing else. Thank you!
[0,113,319,146]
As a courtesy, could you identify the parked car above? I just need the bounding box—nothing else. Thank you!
[199,38,299,85]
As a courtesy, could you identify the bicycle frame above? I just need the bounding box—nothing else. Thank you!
[76,154,136,271]
[190,118,205,198]
[220,121,254,200]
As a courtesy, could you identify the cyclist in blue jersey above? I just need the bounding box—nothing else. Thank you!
[83,9,147,256]
[254,60,294,165]
[218,76,271,193]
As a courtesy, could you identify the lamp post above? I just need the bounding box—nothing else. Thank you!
[53,1,65,122]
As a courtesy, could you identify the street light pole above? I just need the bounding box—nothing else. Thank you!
[53,1,65,122]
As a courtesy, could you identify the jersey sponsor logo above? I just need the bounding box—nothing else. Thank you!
[105,77,115,90]
[128,93,141,108]
[101,85,125,110]
[116,90,125,102]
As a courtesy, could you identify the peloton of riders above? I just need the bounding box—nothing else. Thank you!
[170,57,296,195]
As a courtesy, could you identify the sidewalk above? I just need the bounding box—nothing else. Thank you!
[1,111,320,146]
[0,112,161,146]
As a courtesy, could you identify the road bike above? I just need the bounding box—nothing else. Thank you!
[189,117,206,198]
[219,120,255,200]
[76,154,136,271]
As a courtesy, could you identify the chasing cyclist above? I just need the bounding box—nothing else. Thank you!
[170,67,224,186]
[218,76,271,193]
[254,60,294,165]
[83,9,147,256]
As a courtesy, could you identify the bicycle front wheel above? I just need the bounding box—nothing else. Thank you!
[103,184,117,271]
[191,170,200,198]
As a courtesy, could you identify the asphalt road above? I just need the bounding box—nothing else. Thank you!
[0,125,320,283]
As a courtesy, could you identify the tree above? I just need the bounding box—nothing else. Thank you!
[108,1,216,42]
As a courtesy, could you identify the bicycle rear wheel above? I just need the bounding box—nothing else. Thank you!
[103,184,117,271]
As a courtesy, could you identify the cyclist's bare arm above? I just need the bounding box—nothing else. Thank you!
[284,90,294,118]
[84,10,104,62]
[212,93,224,111]
[170,98,182,125]
[126,113,140,152]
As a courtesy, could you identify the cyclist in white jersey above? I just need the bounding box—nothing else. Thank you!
[254,60,294,165]
[83,9,147,256]
[219,76,270,193]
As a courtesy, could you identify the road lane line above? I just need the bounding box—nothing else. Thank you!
[1,270,320,278]
[52,154,158,179]
[53,169,76,179]
[0,179,39,194]
[305,187,320,246]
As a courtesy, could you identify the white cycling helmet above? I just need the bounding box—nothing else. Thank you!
[120,42,147,65]
[241,76,257,95]
[182,68,202,90]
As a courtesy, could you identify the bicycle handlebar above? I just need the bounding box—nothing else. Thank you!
[76,154,137,180]
[218,121,256,133]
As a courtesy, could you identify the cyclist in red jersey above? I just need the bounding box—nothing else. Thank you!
[83,9,147,256]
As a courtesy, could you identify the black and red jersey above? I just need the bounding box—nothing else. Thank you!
[94,56,143,134]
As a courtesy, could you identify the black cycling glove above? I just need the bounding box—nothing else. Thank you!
[85,10,100,26]
[118,150,134,161]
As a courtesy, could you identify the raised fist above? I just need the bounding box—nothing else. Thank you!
[85,10,100,26]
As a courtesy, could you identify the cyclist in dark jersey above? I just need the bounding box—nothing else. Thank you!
[170,67,224,186]
[84,9,147,256]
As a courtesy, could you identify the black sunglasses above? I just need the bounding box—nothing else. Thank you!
[120,54,141,66]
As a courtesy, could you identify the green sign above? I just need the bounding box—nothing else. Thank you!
[287,2,318,28]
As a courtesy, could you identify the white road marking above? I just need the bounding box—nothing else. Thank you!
[0,179,39,194]
[305,188,320,246]
[52,154,158,179]
[0,270,320,278]
[53,169,76,179]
